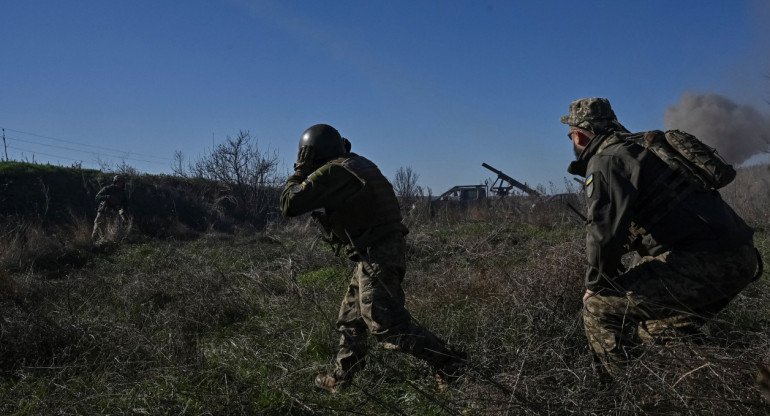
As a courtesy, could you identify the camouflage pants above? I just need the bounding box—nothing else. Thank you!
[334,232,453,379]
[91,206,125,241]
[584,243,758,376]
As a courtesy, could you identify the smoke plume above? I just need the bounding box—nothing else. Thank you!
[663,92,770,165]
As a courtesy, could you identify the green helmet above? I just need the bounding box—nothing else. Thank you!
[299,124,346,162]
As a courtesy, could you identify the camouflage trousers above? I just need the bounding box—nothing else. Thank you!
[91,206,126,241]
[333,232,453,379]
[584,243,758,376]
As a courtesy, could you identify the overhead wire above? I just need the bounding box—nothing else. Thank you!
[6,144,95,165]
[3,127,169,161]
[5,134,168,166]
[1,126,172,169]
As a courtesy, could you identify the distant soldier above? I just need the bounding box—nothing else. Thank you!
[562,97,761,377]
[91,174,128,242]
[280,124,465,393]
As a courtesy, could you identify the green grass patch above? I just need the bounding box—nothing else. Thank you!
[297,266,348,285]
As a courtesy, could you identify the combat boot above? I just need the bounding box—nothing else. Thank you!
[435,350,467,391]
[314,371,349,394]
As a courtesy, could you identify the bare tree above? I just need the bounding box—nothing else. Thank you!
[393,166,423,211]
[116,161,139,177]
[186,130,281,222]
[171,150,187,177]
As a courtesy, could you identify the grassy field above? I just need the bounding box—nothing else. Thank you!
[1,177,770,414]
[0,199,770,415]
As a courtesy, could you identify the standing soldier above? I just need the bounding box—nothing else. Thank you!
[562,97,761,377]
[92,174,128,242]
[280,124,464,393]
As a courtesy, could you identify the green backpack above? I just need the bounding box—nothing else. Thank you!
[603,129,736,191]
[599,129,736,243]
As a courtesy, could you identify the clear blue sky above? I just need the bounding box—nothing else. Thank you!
[2,0,769,194]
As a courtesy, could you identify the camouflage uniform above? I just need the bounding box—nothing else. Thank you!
[280,152,460,387]
[563,98,759,376]
[91,178,128,241]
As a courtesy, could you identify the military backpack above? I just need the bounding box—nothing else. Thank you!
[603,129,735,191]
[599,129,736,244]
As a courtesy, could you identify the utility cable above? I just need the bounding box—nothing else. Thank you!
[6,135,168,166]
[2,127,170,161]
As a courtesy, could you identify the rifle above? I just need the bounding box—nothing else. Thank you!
[311,211,345,256]
[481,163,540,197]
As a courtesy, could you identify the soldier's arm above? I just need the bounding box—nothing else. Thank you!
[280,164,361,217]
[95,186,111,202]
[584,154,638,291]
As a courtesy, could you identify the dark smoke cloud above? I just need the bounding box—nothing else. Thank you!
[663,92,770,165]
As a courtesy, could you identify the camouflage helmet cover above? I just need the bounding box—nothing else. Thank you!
[299,124,346,162]
[560,97,627,134]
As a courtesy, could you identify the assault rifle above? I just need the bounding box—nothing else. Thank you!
[482,163,540,197]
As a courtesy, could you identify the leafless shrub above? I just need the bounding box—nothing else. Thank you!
[0,216,95,274]
[184,130,281,225]
[393,166,423,213]
[171,150,187,178]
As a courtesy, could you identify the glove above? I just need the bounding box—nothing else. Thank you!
[293,145,316,177]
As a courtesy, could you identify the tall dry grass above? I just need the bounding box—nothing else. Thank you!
[0,170,768,414]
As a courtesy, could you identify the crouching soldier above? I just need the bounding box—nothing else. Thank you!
[562,98,760,377]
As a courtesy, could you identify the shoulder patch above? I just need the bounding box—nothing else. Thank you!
[585,173,595,198]
[290,184,304,194]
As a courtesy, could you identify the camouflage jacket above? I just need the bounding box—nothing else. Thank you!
[95,184,127,211]
[568,132,753,291]
[280,153,407,255]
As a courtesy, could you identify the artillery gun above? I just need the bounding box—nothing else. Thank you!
[481,163,540,197]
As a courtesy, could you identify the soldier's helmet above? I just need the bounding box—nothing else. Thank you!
[113,174,126,184]
[560,97,628,134]
[299,124,346,162]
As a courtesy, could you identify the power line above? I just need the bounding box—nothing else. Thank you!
[6,144,168,173]
[5,135,169,166]
[2,127,170,161]
[7,145,92,165]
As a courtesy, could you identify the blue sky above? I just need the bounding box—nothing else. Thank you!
[2,0,769,194]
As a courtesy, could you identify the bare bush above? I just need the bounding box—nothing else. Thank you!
[393,166,423,212]
[183,130,281,225]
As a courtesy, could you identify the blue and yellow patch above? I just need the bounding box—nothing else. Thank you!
[585,173,595,198]
[291,179,311,194]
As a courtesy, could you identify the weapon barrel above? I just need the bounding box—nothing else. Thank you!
[482,162,501,175]
[481,162,540,196]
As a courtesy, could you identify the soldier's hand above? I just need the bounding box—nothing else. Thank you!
[582,289,596,304]
[293,145,316,177]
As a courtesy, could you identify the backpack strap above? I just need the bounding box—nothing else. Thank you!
[602,131,701,246]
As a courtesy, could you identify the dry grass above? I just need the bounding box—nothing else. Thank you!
[0,173,769,415]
